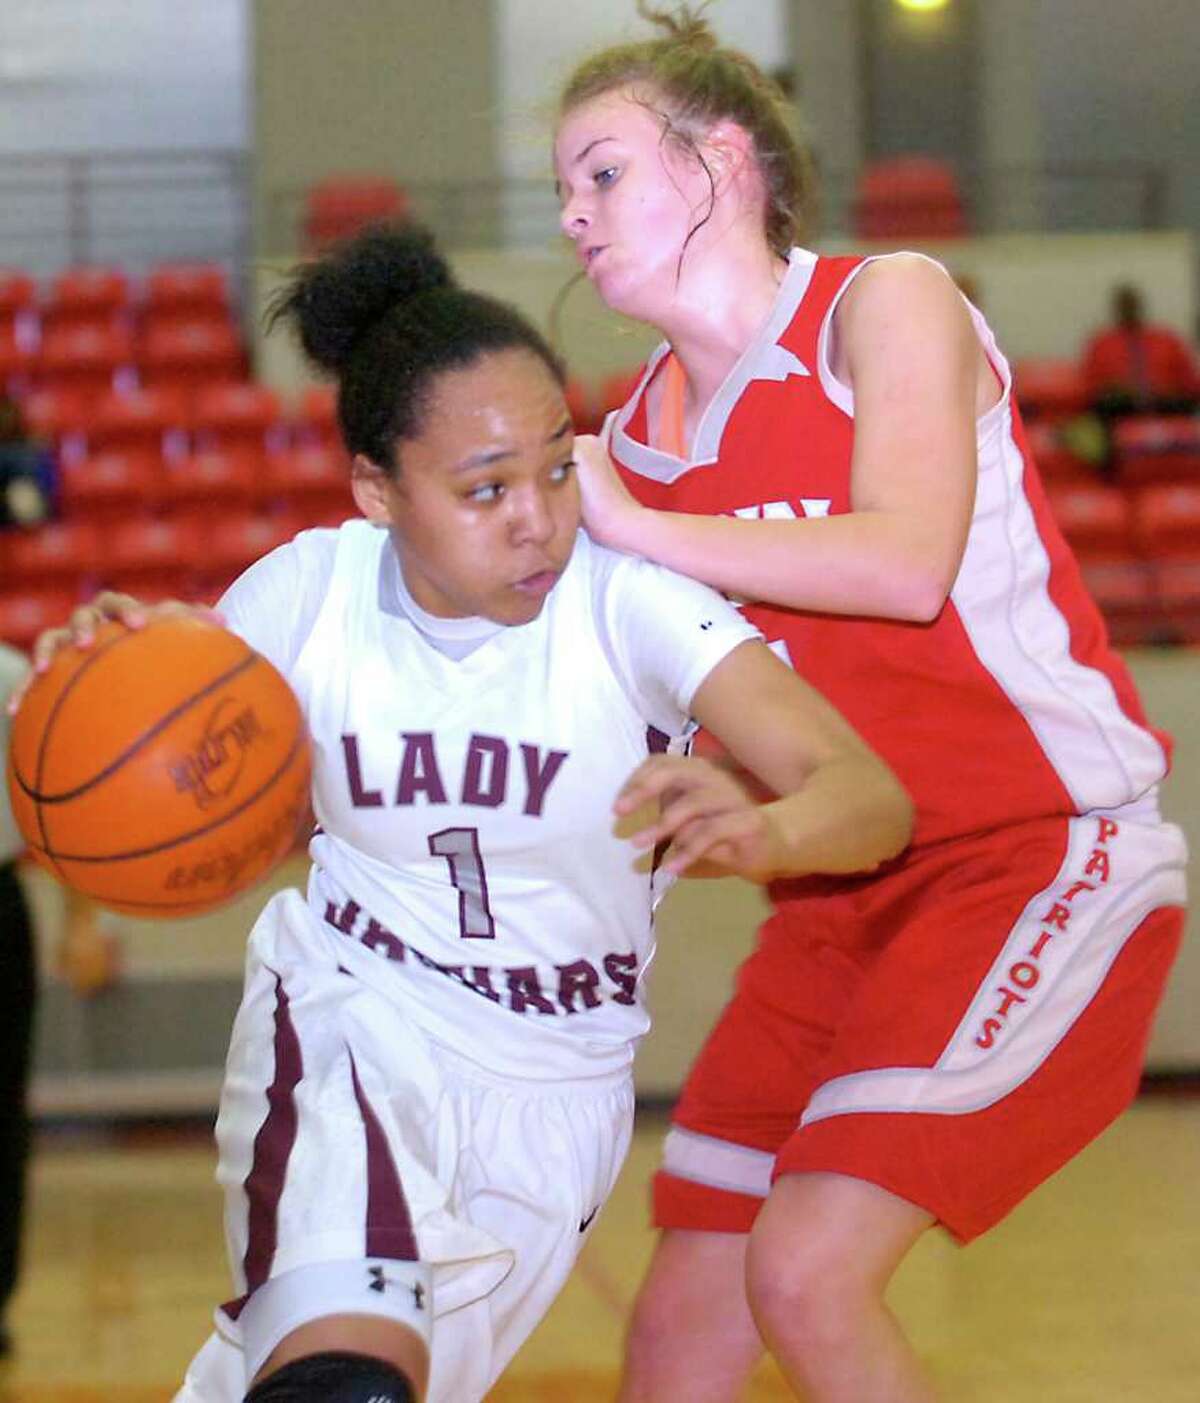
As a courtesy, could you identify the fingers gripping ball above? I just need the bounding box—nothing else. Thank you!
[6,615,312,916]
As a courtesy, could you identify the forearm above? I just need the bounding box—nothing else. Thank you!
[622,506,952,621]
[760,754,913,878]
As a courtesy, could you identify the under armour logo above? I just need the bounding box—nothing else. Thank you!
[367,1264,426,1311]
[579,1206,599,1233]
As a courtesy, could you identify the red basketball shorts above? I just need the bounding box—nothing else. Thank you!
[654,809,1186,1243]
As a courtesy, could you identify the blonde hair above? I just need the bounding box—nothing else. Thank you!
[558,2,817,255]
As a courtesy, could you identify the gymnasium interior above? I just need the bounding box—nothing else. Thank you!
[1,2,1198,1399]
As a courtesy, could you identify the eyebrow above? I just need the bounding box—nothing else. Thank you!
[452,417,573,473]
[554,137,617,199]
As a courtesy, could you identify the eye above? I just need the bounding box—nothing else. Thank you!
[593,165,618,189]
[467,481,503,503]
[550,459,575,484]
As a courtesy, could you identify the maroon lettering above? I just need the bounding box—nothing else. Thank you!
[520,744,568,817]
[1063,880,1094,902]
[603,952,639,1006]
[396,732,448,805]
[342,734,383,807]
[361,918,406,962]
[461,734,508,808]
[505,966,557,1016]
[557,959,603,1014]
[1097,818,1119,843]
[324,897,361,934]
[462,966,502,1003]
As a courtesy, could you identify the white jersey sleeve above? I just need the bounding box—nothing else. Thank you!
[216,528,340,675]
[584,537,762,736]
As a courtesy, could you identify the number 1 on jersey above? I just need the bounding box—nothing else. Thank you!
[428,827,496,939]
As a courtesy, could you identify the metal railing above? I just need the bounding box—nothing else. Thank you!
[0,146,251,284]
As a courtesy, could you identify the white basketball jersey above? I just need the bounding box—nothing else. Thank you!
[224,521,757,1080]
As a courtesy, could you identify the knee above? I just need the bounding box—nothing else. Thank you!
[244,1351,417,1402]
[745,1216,881,1351]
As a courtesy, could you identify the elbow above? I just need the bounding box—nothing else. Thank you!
[887,564,955,623]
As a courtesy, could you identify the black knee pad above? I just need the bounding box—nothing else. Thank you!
[244,1350,417,1403]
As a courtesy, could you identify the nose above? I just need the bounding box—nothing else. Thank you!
[559,190,590,239]
[509,484,555,546]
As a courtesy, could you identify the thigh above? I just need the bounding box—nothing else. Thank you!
[430,1066,635,1401]
[778,813,1187,1241]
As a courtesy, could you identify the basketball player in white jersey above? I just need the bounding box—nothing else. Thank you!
[24,225,912,1403]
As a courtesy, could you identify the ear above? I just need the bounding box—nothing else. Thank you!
[704,120,755,192]
[351,453,395,523]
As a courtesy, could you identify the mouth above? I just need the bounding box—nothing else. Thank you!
[580,244,607,271]
[512,569,561,598]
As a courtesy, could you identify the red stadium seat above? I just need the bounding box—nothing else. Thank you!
[303,176,409,251]
[1025,421,1096,484]
[58,448,162,522]
[1132,483,1200,558]
[199,509,306,594]
[191,382,284,462]
[43,265,131,333]
[138,320,244,393]
[0,270,35,317]
[162,446,258,510]
[89,386,190,461]
[854,157,968,240]
[288,382,339,449]
[1076,555,1163,648]
[0,327,35,397]
[19,387,90,464]
[0,520,103,589]
[102,515,207,600]
[1110,416,1200,486]
[37,323,136,402]
[263,444,353,519]
[0,585,81,650]
[144,262,230,314]
[1045,483,1135,560]
[1151,560,1200,644]
[1012,359,1090,420]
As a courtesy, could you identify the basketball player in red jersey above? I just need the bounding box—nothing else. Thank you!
[553,7,1188,1401]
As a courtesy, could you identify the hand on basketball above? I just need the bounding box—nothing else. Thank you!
[615,754,784,882]
[6,592,222,715]
[572,435,645,552]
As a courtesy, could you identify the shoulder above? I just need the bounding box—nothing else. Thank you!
[834,253,977,372]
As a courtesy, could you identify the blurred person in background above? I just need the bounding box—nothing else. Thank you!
[1081,282,1200,419]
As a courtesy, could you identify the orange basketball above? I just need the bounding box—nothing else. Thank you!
[6,614,312,916]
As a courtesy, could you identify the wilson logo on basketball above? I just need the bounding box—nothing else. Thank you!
[169,698,268,809]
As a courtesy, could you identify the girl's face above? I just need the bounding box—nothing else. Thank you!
[353,348,579,626]
[554,88,715,321]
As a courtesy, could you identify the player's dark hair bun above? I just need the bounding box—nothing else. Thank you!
[269,223,455,375]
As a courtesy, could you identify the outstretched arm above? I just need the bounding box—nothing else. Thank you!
[617,640,912,882]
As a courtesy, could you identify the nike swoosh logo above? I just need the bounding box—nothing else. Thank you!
[579,1206,599,1233]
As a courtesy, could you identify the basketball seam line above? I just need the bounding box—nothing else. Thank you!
[28,734,310,865]
[15,649,261,805]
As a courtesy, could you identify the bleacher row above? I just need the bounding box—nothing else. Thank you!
[0,263,356,647]
[4,264,1200,652]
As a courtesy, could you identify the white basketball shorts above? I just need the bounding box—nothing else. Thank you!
[174,889,635,1402]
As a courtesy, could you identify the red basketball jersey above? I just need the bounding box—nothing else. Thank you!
[606,250,1171,852]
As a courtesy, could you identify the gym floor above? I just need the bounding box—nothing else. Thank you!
[2,1095,1198,1402]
